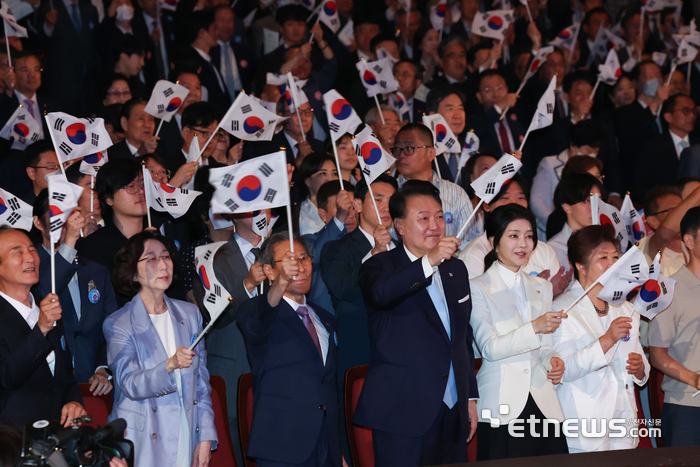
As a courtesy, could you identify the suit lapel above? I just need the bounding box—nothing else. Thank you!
[278,300,325,366]
[349,228,372,257]
[485,265,526,327]
[222,236,248,284]
[130,295,170,365]
[553,151,567,181]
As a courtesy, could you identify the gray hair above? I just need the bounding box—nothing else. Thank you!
[364,104,398,126]
[259,231,311,267]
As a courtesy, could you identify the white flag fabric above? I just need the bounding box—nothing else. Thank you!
[0,3,27,37]
[143,165,201,218]
[0,187,32,231]
[158,0,178,10]
[46,173,82,244]
[286,72,307,113]
[621,194,646,243]
[323,89,362,140]
[337,18,354,47]
[674,38,698,64]
[471,153,522,204]
[376,47,398,65]
[652,51,668,67]
[633,252,676,320]
[430,0,448,31]
[641,0,670,12]
[551,23,579,49]
[598,49,621,85]
[144,80,190,123]
[318,0,340,33]
[526,75,556,134]
[472,10,514,40]
[462,130,480,158]
[353,126,396,184]
[185,134,201,164]
[210,151,290,214]
[673,21,700,47]
[252,209,279,237]
[596,245,649,306]
[45,113,113,163]
[423,114,460,155]
[0,105,42,150]
[355,57,399,97]
[79,152,108,177]
[388,91,411,122]
[601,27,627,50]
[591,193,629,249]
[520,46,553,87]
[220,92,286,142]
[195,241,231,322]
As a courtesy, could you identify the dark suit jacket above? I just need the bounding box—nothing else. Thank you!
[34,247,117,383]
[154,117,184,169]
[193,48,232,113]
[0,93,58,138]
[242,130,325,169]
[210,36,257,93]
[0,295,82,426]
[107,139,136,160]
[320,227,373,378]
[614,100,663,190]
[131,9,177,88]
[467,106,526,160]
[354,244,478,437]
[303,219,346,315]
[679,143,700,179]
[237,295,341,466]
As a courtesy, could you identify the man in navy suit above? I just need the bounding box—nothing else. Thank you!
[0,227,87,427]
[356,180,478,466]
[238,232,341,467]
[31,189,117,394]
[210,5,256,96]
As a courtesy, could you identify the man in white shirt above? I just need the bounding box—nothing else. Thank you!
[0,227,87,427]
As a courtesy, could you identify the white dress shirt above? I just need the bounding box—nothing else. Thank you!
[125,139,139,156]
[497,263,528,322]
[548,223,574,272]
[234,233,261,299]
[283,296,329,364]
[299,198,326,236]
[670,130,690,160]
[359,225,396,263]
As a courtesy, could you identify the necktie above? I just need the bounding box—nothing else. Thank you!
[426,275,458,408]
[221,43,239,96]
[448,153,459,180]
[497,122,512,154]
[152,20,166,80]
[296,306,322,358]
[679,140,689,152]
[24,99,37,121]
[70,2,82,35]
[248,247,260,264]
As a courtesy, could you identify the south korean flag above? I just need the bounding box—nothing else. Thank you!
[423,114,459,155]
[144,80,190,122]
[0,104,42,150]
[470,153,522,204]
[356,57,399,97]
[45,112,113,163]
[195,241,232,324]
[0,187,32,231]
[353,126,396,184]
[210,150,290,214]
[46,173,83,244]
[591,192,629,250]
[79,152,108,177]
[596,245,649,306]
[220,92,286,142]
[143,165,201,219]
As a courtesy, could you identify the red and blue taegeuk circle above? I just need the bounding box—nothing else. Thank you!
[436,3,446,17]
[639,279,661,302]
[558,30,570,40]
[331,99,353,120]
[435,124,447,142]
[237,175,262,201]
[198,265,210,290]
[49,206,63,217]
[0,197,6,215]
[361,142,382,165]
[13,123,29,137]
[66,122,87,145]
[243,116,265,134]
[488,16,503,30]
[166,97,182,112]
[83,152,103,164]
[633,221,643,241]
[323,1,336,15]
[160,183,177,193]
[363,70,377,85]
[530,59,541,72]
[600,214,614,227]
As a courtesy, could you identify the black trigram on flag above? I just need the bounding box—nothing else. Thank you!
[7,198,19,211]
[661,282,668,294]
[330,18,338,26]
[264,189,277,202]
[255,218,267,231]
[203,250,212,260]
[479,25,487,33]
[52,192,66,202]
[18,137,26,144]
[225,199,239,211]
[546,103,554,114]
[445,138,456,149]
[155,198,164,208]
[91,133,99,146]
[181,189,188,194]
[629,209,637,218]
[681,49,688,57]
[31,133,40,142]
[4,212,20,225]
[163,87,174,97]
[372,65,383,74]
[501,164,515,174]
[631,264,640,275]
[255,129,265,138]
[166,198,178,206]
[612,291,623,302]
[157,104,165,114]
[612,212,621,224]
[649,263,655,275]
[362,166,370,176]
[206,293,216,304]
[59,142,72,155]
[232,121,240,131]
[259,163,273,177]
[221,174,234,188]
[379,80,387,88]
[646,302,658,312]
[213,283,221,297]
[485,182,496,195]
[54,118,65,131]
[241,105,252,114]
[17,114,25,121]
[50,217,63,232]
[85,117,95,124]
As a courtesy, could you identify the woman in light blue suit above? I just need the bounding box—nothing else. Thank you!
[103,231,217,467]
[470,205,569,460]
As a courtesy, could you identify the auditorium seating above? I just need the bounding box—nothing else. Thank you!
[78,384,112,430]
[237,372,255,467]
[210,375,238,467]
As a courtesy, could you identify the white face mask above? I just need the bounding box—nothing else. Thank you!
[116,4,134,22]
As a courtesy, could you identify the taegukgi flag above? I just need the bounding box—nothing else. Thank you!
[470,153,522,204]
[143,165,201,218]
[79,152,108,177]
[323,89,362,140]
[0,187,32,231]
[633,252,676,320]
[423,113,460,155]
[353,126,396,184]
[46,172,83,244]
[0,104,42,150]
[220,92,287,142]
[472,9,514,40]
[596,245,649,305]
[45,112,113,163]
[144,80,190,122]
[195,241,232,323]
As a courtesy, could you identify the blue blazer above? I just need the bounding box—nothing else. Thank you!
[303,219,346,315]
[354,244,478,437]
[237,295,341,466]
[103,295,217,467]
[33,246,118,383]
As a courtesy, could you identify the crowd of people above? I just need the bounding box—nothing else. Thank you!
[1,0,700,465]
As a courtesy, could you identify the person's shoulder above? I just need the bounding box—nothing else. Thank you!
[308,301,335,323]
[103,302,133,328]
[437,178,469,198]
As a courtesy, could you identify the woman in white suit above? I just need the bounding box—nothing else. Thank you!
[470,204,569,460]
[552,225,650,453]
[103,231,217,467]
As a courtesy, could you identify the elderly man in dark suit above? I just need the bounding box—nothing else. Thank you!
[210,5,256,97]
[0,227,87,427]
[356,180,478,466]
[238,232,340,467]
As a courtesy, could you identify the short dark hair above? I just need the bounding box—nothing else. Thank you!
[168,66,200,84]
[113,230,179,298]
[0,421,21,467]
[644,185,679,218]
[317,180,355,211]
[393,59,422,80]
[97,72,130,102]
[484,204,538,270]
[32,188,50,229]
[681,206,700,239]
[22,140,54,169]
[662,93,693,116]
[395,122,435,146]
[426,84,466,114]
[297,152,335,199]
[112,35,146,62]
[476,69,507,91]
[553,173,605,209]
[98,103,124,131]
[354,173,398,203]
[467,42,492,66]
[181,101,223,131]
[621,6,643,29]
[488,173,530,206]
[65,161,89,185]
[121,97,147,121]
[567,119,607,148]
[631,60,659,82]
[182,10,216,45]
[259,231,310,268]
[568,225,621,281]
[276,4,309,25]
[389,180,442,220]
[437,35,466,59]
[370,33,399,54]
[563,70,593,94]
[137,153,168,172]
[96,158,142,223]
[582,7,610,26]
[561,155,604,178]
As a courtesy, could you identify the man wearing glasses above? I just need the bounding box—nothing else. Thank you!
[392,123,480,243]
[107,98,160,160]
[237,232,341,467]
[21,140,63,204]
